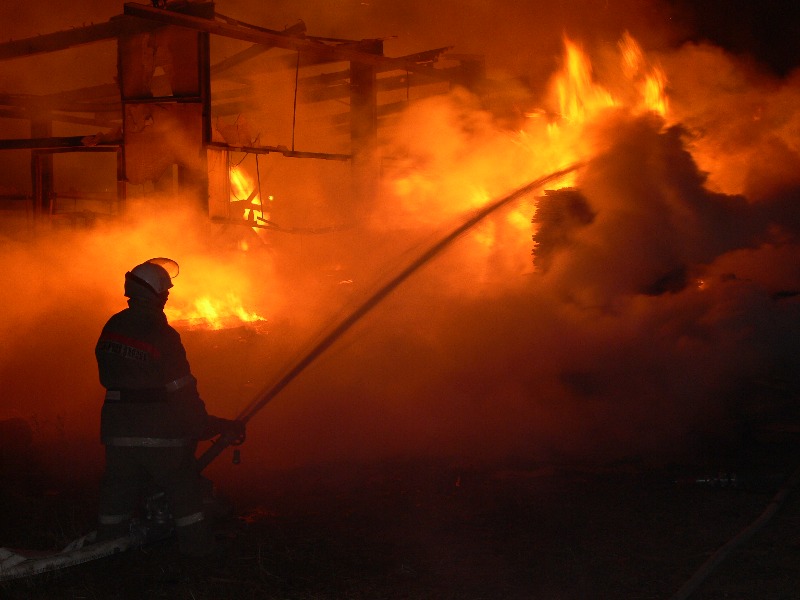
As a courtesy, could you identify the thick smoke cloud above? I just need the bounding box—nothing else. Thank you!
[2,0,800,479]
[288,107,800,469]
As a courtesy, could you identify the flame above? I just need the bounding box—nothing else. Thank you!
[165,292,267,331]
[143,165,277,332]
[551,33,669,126]
[618,31,669,117]
[229,164,271,231]
[520,35,669,248]
[555,37,616,124]
[384,32,671,280]
[536,33,670,186]
[162,167,272,329]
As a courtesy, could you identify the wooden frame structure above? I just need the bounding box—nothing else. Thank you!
[0,1,484,222]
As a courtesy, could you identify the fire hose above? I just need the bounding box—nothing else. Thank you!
[0,164,579,584]
[196,162,583,471]
[668,463,800,600]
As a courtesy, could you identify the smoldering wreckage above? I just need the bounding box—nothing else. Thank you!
[2,0,800,597]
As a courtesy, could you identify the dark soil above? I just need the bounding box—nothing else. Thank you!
[3,436,800,600]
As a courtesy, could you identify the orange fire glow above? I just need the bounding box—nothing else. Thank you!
[387,32,671,277]
[165,292,266,331]
[554,37,616,124]
[547,33,669,134]
[230,164,272,231]
[619,31,669,118]
[154,163,273,331]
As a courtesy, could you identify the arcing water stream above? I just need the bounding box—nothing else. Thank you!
[198,163,582,470]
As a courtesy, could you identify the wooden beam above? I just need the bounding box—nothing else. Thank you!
[0,105,119,129]
[211,43,274,76]
[0,16,155,61]
[211,18,306,75]
[0,93,120,114]
[0,136,121,150]
[212,51,345,82]
[297,47,453,91]
[0,94,44,109]
[125,3,317,51]
[123,3,453,79]
[318,89,453,128]
[207,141,350,161]
[299,71,450,104]
[49,114,120,128]
[45,82,120,103]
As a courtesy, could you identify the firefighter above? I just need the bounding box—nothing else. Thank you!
[95,257,243,556]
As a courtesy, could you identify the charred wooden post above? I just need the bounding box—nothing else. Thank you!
[197,25,212,213]
[30,117,54,217]
[350,39,382,219]
[117,2,213,210]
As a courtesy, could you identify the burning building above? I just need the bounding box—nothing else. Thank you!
[0,0,484,469]
[1,0,800,478]
[0,1,482,223]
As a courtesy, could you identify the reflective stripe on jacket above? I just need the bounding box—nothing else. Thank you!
[97,297,209,442]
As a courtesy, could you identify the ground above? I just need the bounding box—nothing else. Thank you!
[2,434,800,599]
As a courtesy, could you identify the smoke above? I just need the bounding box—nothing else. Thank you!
[2,0,800,479]
[245,18,800,469]
[268,110,799,470]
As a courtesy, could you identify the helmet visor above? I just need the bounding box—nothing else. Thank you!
[147,257,180,279]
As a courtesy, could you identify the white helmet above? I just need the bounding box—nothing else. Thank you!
[125,257,180,297]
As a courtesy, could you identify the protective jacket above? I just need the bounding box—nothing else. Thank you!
[96,295,208,443]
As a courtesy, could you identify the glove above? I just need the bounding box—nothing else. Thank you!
[202,416,245,442]
[227,419,246,446]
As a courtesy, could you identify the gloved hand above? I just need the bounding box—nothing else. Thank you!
[227,419,246,446]
[202,416,245,442]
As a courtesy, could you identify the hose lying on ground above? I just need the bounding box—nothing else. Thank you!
[0,533,133,582]
[669,463,800,600]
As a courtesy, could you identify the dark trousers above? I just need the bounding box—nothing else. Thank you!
[98,445,214,556]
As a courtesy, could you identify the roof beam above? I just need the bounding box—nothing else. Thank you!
[298,47,453,88]
[207,141,350,161]
[0,16,155,61]
[210,19,307,76]
[0,135,121,150]
[0,106,119,128]
[123,3,452,79]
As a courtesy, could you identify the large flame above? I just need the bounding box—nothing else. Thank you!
[158,165,274,331]
[546,33,669,143]
[385,33,671,281]
[618,31,670,118]
[552,32,669,124]
[554,37,616,124]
